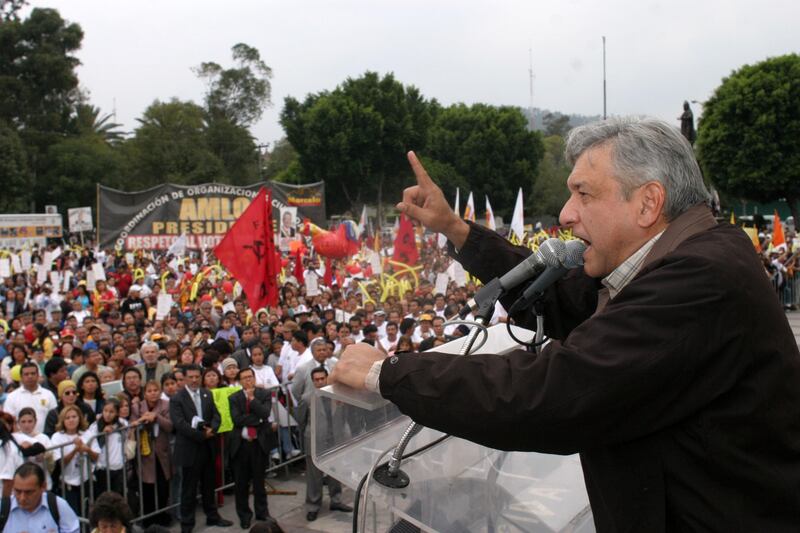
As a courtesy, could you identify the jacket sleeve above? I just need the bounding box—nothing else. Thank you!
[169,395,205,443]
[380,251,759,454]
[448,222,599,338]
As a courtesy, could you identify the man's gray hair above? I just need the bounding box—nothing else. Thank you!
[565,116,711,220]
[141,340,159,352]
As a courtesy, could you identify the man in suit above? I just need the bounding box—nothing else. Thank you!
[228,367,274,528]
[169,364,233,533]
[293,344,352,522]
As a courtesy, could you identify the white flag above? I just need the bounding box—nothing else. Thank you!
[509,188,524,241]
[357,205,368,238]
[167,233,188,257]
[485,195,497,231]
[464,192,476,222]
[454,188,460,215]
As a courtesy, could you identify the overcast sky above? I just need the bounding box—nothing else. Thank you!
[27,0,799,148]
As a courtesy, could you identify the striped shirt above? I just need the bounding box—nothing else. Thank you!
[602,231,665,299]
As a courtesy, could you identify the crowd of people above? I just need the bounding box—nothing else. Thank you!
[0,204,795,532]
[0,234,503,532]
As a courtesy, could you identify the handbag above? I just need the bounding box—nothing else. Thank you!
[124,439,137,461]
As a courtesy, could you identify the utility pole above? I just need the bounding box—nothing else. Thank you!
[602,36,607,120]
[528,48,535,130]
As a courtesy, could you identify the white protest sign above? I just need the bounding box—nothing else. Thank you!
[42,251,52,270]
[448,261,467,286]
[0,259,10,278]
[305,272,320,297]
[91,262,106,281]
[125,253,135,266]
[36,264,48,286]
[49,271,61,288]
[435,272,450,295]
[86,270,96,291]
[156,292,173,320]
[62,271,72,293]
[189,263,198,275]
[68,207,93,233]
[21,251,31,271]
[50,247,62,261]
[368,250,383,275]
[10,254,21,274]
[222,301,236,315]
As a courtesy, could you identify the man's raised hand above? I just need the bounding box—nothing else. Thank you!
[397,151,469,249]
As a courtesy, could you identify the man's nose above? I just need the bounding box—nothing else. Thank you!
[559,196,577,227]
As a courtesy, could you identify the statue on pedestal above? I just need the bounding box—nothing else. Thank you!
[679,101,697,146]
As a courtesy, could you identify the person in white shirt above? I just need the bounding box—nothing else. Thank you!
[379,322,400,354]
[250,345,280,390]
[277,331,308,384]
[3,362,57,434]
[50,405,97,516]
[88,398,129,496]
[11,407,53,489]
[373,311,388,339]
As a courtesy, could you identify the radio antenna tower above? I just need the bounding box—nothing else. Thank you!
[528,48,535,130]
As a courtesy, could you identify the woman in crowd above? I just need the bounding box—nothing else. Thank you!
[163,340,180,366]
[32,323,55,360]
[88,397,128,496]
[178,346,195,368]
[250,345,280,390]
[77,371,105,421]
[131,380,172,527]
[202,367,223,390]
[395,335,415,354]
[51,404,97,515]
[1,344,28,384]
[220,357,239,386]
[45,379,93,437]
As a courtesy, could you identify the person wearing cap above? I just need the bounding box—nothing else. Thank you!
[292,305,310,325]
[373,310,387,338]
[220,357,239,386]
[417,313,434,341]
[119,285,146,317]
[43,380,93,437]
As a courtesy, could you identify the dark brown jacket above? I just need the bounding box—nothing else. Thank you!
[379,206,800,532]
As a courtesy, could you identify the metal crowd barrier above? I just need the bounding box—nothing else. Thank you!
[39,386,306,529]
[771,272,800,309]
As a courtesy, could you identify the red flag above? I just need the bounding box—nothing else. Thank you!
[293,249,305,286]
[393,214,419,265]
[214,187,279,310]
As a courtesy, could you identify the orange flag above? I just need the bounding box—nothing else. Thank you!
[772,210,787,251]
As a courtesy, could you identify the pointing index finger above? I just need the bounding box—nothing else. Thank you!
[407,151,435,190]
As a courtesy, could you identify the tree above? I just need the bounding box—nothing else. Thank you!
[0,121,30,212]
[194,43,272,127]
[281,72,436,217]
[263,137,298,180]
[72,104,124,144]
[696,54,800,222]
[204,117,258,185]
[426,104,544,218]
[0,7,84,210]
[530,135,570,218]
[543,112,571,137]
[125,99,224,187]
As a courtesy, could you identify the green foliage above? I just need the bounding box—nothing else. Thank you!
[697,54,800,221]
[1,0,27,22]
[281,71,436,215]
[0,7,84,210]
[426,104,544,218]
[41,135,126,208]
[417,156,468,201]
[125,99,224,187]
[530,135,570,218]
[543,112,571,138]
[204,117,258,185]
[194,43,272,127]
[0,121,30,212]
[263,137,298,180]
[71,104,123,144]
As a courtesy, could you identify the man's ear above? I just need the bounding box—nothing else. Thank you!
[637,181,667,228]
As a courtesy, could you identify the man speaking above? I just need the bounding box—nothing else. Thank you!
[332,117,800,531]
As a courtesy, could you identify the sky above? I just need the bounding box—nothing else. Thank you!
[26,0,800,149]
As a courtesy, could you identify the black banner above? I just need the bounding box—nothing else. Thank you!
[98,181,326,250]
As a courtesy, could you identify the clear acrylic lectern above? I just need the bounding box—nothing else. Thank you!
[312,324,595,532]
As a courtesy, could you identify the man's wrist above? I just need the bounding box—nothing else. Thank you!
[445,218,470,250]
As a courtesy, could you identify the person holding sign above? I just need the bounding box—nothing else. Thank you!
[228,367,274,528]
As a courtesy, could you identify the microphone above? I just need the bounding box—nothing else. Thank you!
[507,240,586,315]
[458,238,567,319]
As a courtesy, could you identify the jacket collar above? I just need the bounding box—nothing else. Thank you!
[641,204,717,269]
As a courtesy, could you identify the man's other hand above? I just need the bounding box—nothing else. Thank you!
[397,151,469,249]
[330,343,387,391]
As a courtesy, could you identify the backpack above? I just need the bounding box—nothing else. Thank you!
[0,492,61,531]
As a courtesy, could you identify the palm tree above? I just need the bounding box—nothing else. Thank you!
[73,104,124,144]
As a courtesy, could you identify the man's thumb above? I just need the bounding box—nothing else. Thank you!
[396,202,424,222]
